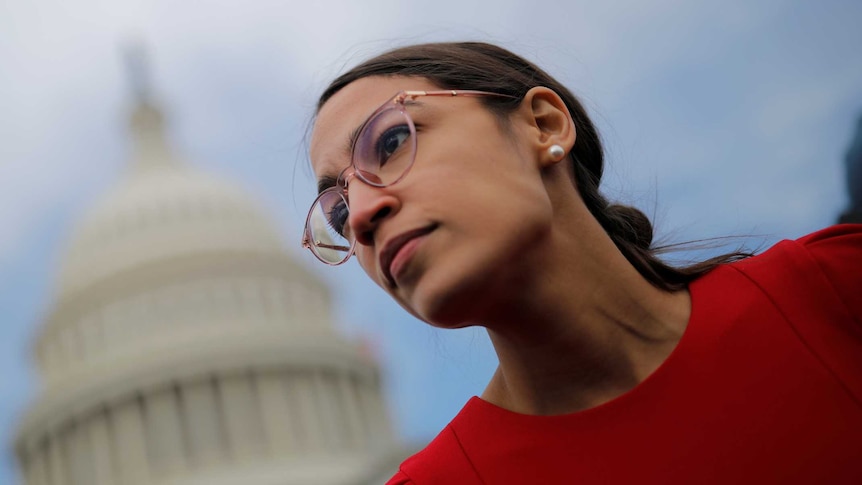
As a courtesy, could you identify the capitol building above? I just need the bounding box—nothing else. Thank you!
[12,59,406,484]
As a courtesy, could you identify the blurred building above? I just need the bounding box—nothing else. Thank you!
[12,55,405,485]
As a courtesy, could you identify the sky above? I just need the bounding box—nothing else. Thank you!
[2,0,862,482]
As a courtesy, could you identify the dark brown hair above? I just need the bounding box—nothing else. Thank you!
[318,42,751,291]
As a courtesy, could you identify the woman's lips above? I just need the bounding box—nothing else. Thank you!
[389,235,427,283]
[380,225,436,287]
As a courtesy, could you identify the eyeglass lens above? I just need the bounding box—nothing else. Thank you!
[353,107,415,186]
[308,190,351,264]
[307,106,416,263]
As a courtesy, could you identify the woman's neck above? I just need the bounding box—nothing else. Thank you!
[479,208,691,416]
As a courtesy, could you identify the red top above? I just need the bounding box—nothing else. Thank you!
[387,225,862,484]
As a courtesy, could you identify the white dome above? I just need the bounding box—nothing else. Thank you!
[35,96,332,383]
[57,163,284,297]
[55,100,285,297]
[15,66,403,485]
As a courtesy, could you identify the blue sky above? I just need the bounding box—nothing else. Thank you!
[2,0,862,482]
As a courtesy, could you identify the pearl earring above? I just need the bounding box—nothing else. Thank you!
[548,144,565,161]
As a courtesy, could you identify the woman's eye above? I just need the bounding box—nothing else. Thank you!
[376,125,411,165]
[326,200,350,237]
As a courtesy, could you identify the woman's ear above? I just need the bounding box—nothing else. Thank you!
[519,86,577,167]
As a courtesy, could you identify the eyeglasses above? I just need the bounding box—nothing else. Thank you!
[301,89,516,265]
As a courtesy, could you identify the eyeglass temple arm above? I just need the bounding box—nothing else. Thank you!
[400,90,518,99]
[313,242,351,251]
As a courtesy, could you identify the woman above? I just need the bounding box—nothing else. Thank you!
[301,42,862,484]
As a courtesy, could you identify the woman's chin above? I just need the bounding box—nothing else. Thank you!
[398,259,499,329]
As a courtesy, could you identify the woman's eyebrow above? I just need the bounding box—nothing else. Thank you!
[317,174,338,194]
[344,123,363,156]
[342,99,428,154]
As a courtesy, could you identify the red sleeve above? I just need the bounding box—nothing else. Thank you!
[797,224,862,328]
[385,470,415,485]
[731,224,862,406]
[391,425,484,484]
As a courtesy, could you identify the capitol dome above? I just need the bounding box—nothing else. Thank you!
[57,102,286,298]
[14,62,404,485]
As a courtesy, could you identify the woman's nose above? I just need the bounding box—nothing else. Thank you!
[347,183,400,246]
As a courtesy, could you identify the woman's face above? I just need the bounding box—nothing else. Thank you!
[310,76,555,328]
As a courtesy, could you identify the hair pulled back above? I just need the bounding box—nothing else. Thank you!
[318,42,749,291]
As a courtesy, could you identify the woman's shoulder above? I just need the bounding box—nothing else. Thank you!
[728,224,862,314]
[792,223,862,304]
[386,398,489,485]
[721,224,862,403]
[794,222,862,246]
[740,223,862,264]
[384,470,416,485]
[386,424,483,485]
